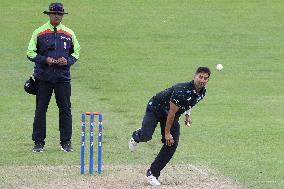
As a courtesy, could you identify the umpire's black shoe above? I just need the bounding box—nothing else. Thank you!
[60,141,73,152]
[33,142,44,152]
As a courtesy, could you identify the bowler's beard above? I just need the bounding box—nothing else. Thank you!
[194,81,204,91]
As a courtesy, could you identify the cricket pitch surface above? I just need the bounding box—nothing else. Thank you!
[0,164,241,189]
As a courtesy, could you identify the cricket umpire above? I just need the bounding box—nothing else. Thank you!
[26,3,80,152]
[128,67,211,186]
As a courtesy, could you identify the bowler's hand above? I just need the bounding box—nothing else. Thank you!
[184,115,192,127]
[46,57,57,66]
[165,132,174,146]
[57,57,67,66]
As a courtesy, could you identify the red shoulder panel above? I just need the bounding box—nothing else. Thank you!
[37,29,53,37]
[58,29,72,38]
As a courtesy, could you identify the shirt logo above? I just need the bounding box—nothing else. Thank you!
[64,42,66,49]
[186,90,191,94]
[61,36,71,41]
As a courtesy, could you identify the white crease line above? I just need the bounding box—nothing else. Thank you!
[251,180,284,183]
[187,164,220,185]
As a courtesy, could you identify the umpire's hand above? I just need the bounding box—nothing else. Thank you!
[46,57,57,65]
[57,57,68,65]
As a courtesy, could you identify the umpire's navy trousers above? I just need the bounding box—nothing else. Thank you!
[132,105,180,178]
[32,80,72,145]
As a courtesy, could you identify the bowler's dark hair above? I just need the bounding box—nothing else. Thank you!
[195,67,211,76]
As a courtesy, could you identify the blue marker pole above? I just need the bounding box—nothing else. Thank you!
[98,113,103,175]
[89,114,94,175]
[81,114,86,175]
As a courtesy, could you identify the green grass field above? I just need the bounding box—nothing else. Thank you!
[0,0,283,188]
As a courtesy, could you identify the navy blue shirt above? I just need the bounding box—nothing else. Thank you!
[27,22,80,83]
[148,81,206,118]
